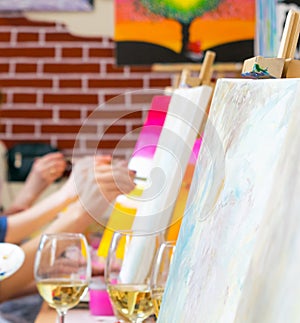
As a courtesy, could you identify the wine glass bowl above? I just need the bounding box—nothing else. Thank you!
[150,240,176,319]
[105,231,163,323]
[34,233,91,322]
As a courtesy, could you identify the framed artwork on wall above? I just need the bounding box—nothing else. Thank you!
[256,0,300,58]
[115,0,255,65]
[276,0,300,58]
[0,0,94,12]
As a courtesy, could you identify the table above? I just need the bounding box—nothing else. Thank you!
[35,302,156,323]
[35,302,117,323]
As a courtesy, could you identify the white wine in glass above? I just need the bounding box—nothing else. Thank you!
[105,231,163,323]
[150,240,176,319]
[34,233,91,323]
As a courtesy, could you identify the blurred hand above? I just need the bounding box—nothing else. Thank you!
[60,155,136,221]
[79,156,136,221]
[94,159,136,203]
[30,152,67,185]
[5,152,67,214]
[59,156,107,201]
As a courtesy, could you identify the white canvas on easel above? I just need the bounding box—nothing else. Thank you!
[234,80,300,323]
[120,85,212,283]
[132,86,212,232]
[158,78,300,323]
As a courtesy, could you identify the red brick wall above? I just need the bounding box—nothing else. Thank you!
[0,13,173,158]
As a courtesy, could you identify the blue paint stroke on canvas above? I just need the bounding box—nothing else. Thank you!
[158,79,300,323]
[255,0,277,57]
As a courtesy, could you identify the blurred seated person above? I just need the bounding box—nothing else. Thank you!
[0,155,136,302]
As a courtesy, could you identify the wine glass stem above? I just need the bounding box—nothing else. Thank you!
[57,310,66,323]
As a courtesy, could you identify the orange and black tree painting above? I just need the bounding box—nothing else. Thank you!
[139,0,221,58]
[115,0,255,65]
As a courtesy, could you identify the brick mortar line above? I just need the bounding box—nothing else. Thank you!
[3,118,138,125]
[0,42,114,48]
[0,88,141,93]
[0,75,156,81]
[0,57,115,63]
[0,26,111,39]
[0,75,161,80]
[0,133,139,140]
[0,103,145,109]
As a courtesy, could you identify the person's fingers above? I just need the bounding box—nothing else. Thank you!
[95,154,112,165]
[94,165,136,197]
[42,152,64,160]
[35,153,65,169]
[48,164,66,179]
[71,155,111,177]
[95,164,135,184]
[113,159,128,168]
[73,156,94,172]
[34,153,65,169]
[37,158,67,181]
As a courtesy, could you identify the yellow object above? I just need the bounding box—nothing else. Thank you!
[98,160,197,258]
[97,185,143,259]
[166,163,196,241]
[81,238,88,259]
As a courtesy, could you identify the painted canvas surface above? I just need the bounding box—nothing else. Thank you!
[115,0,255,65]
[158,78,300,323]
[0,0,94,11]
[97,95,170,258]
[118,85,212,283]
[131,86,212,234]
[235,81,300,323]
[98,93,205,260]
[255,0,277,57]
[128,95,171,180]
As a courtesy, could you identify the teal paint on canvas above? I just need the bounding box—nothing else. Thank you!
[158,79,300,323]
[255,0,277,57]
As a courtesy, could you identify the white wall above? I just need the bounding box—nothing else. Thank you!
[25,0,114,37]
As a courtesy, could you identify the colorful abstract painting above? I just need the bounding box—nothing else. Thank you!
[158,78,300,322]
[98,88,210,261]
[97,95,170,258]
[256,0,300,58]
[131,85,212,234]
[255,0,277,57]
[115,0,255,65]
[0,0,94,11]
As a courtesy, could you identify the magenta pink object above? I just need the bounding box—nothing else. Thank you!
[89,286,114,316]
[131,95,171,159]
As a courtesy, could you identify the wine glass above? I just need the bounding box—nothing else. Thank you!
[105,230,163,323]
[150,240,176,320]
[34,233,91,323]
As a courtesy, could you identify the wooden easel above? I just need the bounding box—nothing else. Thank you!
[171,50,216,89]
[153,62,242,81]
[242,9,300,79]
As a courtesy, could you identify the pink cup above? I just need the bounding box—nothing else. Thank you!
[89,278,114,316]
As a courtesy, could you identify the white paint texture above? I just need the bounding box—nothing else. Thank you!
[158,78,300,323]
[235,79,300,323]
